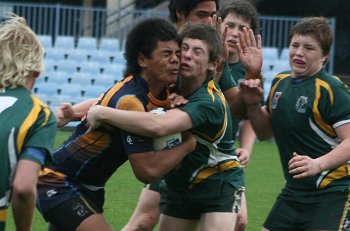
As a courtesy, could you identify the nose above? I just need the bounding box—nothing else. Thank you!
[169,53,179,64]
[182,49,191,60]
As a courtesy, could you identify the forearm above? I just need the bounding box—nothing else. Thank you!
[246,105,273,140]
[12,188,36,231]
[11,160,41,231]
[97,107,167,137]
[316,138,350,172]
[239,120,256,154]
[231,91,248,120]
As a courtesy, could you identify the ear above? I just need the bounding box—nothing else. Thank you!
[138,53,148,68]
[321,54,329,63]
[176,10,183,21]
[208,61,218,71]
[33,71,40,78]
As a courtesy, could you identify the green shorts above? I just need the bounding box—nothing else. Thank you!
[159,182,243,219]
[263,188,350,230]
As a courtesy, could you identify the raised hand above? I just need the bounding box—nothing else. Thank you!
[236,27,262,79]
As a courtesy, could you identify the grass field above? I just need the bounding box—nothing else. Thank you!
[6,130,284,231]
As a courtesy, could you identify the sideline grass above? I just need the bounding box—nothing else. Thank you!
[6,130,283,230]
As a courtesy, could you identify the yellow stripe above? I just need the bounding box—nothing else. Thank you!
[313,78,336,137]
[80,196,98,213]
[0,209,6,222]
[100,75,133,106]
[195,80,227,142]
[17,96,43,151]
[189,160,241,188]
[319,164,350,189]
[339,188,350,230]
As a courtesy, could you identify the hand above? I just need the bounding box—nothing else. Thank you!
[209,15,228,63]
[239,79,264,106]
[236,148,250,167]
[288,152,322,179]
[236,27,262,79]
[168,93,188,108]
[55,102,75,128]
[86,105,103,133]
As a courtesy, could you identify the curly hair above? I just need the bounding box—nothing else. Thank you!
[0,14,44,88]
[124,18,178,77]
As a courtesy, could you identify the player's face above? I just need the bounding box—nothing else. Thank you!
[221,12,251,56]
[180,38,215,81]
[178,1,216,27]
[146,40,180,86]
[289,34,327,77]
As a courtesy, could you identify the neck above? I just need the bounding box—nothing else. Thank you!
[180,73,208,96]
[227,52,239,64]
[140,73,167,100]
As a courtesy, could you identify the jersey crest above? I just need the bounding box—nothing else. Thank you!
[295,96,308,113]
[272,92,282,109]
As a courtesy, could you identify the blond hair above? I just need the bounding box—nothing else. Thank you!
[0,14,44,88]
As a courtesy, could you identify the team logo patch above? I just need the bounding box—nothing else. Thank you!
[46,189,57,198]
[295,96,308,113]
[272,92,282,109]
[73,202,89,217]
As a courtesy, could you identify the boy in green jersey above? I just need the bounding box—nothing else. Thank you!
[240,16,350,231]
[86,22,262,231]
[0,15,56,231]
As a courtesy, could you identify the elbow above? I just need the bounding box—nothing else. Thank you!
[12,183,36,201]
[134,168,160,184]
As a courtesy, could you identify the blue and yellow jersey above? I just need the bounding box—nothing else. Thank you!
[0,87,56,229]
[42,75,170,188]
[164,79,243,198]
[266,69,350,195]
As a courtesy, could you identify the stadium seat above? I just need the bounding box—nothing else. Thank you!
[263,47,279,61]
[66,49,89,62]
[279,47,289,61]
[56,60,79,73]
[34,82,60,95]
[112,51,125,64]
[69,72,93,85]
[59,83,85,97]
[38,35,53,49]
[77,37,98,51]
[83,85,106,98]
[47,71,70,84]
[99,38,120,51]
[78,61,102,75]
[273,60,290,74]
[102,64,124,82]
[54,35,76,49]
[92,73,116,87]
[90,50,114,64]
[45,48,67,60]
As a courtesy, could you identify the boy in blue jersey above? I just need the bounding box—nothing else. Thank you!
[86,22,262,231]
[0,15,57,231]
[240,16,350,231]
[36,18,196,231]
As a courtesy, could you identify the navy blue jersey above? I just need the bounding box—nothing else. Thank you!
[42,75,170,188]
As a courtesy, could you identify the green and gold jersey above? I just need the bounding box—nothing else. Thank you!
[0,87,56,229]
[218,62,237,92]
[266,70,350,196]
[164,79,243,199]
